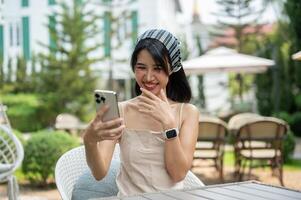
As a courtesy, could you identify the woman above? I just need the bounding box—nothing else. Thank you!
[83,29,199,197]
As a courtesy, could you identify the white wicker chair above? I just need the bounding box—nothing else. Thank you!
[0,124,24,200]
[55,145,204,200]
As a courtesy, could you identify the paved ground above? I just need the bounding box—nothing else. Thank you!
[1,139,301,199]
[192,160,301,191]
[1,165,300,200]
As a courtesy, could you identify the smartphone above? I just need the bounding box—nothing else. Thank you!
[94,90,120,122]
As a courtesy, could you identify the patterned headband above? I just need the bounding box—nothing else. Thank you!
[136,29,182,74]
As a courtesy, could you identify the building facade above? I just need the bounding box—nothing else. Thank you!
[0,0,183,72]
[185,0,231,114]
[0,0,184,99]
[0,0,231,113]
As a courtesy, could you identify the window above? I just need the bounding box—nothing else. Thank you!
[21,0,29,7]
[103,11,111,57]
[0,25,4,58]
[9,24,13,46]
[131,11,138,46]
[48,0,56,5]
[22,16,30,60]
[49,15,56,50]
[16,23,20,46]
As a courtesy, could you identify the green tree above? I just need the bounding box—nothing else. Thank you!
[180,34,206,109]
[284,0,301,91]
[1,54,40,93]
[254,0,301,136]
[214,0,261,102]
[38,0,100,122]
[29,54,39,92]
[14,56,28,92]
[214,0,260,52]
[1,57,14,93]
[179,35,189,61]
[195,35,206,109]
[101,0,138,90]
[255,0,301,115]
[0,56,3,89]
[6,57,12,83]
[255,22,295,114]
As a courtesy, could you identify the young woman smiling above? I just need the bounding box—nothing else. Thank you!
[83,29,200,197]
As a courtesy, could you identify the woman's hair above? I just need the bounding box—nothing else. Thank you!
[131,38,191,103]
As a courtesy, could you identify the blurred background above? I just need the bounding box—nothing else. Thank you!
[0,0,301,198]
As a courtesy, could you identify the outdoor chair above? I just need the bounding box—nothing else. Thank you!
[230,115,288,185]
[228,112,263,175]
[54,113,87,136]
[228,113,261,133]
[193,116,227,181]
[0,124,24,200]
[55,145,205,200]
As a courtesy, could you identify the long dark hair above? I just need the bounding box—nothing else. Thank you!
[131,38,191,102]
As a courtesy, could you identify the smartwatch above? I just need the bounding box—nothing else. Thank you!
[162,128,179,140]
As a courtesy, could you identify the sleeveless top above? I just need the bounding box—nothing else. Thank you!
[116,101,185,197]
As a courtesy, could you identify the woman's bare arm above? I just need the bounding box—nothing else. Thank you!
[83,105,124,180]
[164,104,199,182]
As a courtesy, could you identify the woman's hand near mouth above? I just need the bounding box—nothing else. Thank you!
[137,88,177,130]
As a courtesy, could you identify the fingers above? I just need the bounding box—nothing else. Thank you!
[140,88,168,104]
[137,102,153,110]
[94,118,123,131]
[159,89,169,102]
[138,108,152,114]
[137,95,156,106]
[140,88,161,101]
[98,124,125,140]
[84,112,125,142]
[101,134,122,141]
[96,118,123,130]
[95,104,109,121]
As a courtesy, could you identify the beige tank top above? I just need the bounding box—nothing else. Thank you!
[116,101,185,197]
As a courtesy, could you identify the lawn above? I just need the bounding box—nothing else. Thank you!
[223,151,301,171]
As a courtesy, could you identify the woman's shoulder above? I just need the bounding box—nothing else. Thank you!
[118,98,138,110]
[182,103,200,117]
[118,98,137,105]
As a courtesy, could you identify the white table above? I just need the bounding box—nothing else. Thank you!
[96,181,301,200]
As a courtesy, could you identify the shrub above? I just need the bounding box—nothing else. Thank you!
[295,93,301,110]
[13,129,26,146]
[274,112,291,124]
[290,112,301,137]
[283,130,296,163]
[1,93,47,132]
[275,111,301,137]
[22,130,80,186]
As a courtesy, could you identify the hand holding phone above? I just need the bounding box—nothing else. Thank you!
[94,90,120,122]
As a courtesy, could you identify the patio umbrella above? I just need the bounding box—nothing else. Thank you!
[183,47,275,101]
[292,51,301,60]
[183,47,275,75]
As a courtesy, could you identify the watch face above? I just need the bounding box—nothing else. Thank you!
[166,129,177,139]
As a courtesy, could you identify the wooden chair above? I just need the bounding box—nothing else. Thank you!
[233,117,288,185]
[193,116,227,181]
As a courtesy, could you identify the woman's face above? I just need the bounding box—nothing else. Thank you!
[134,49,169,96]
